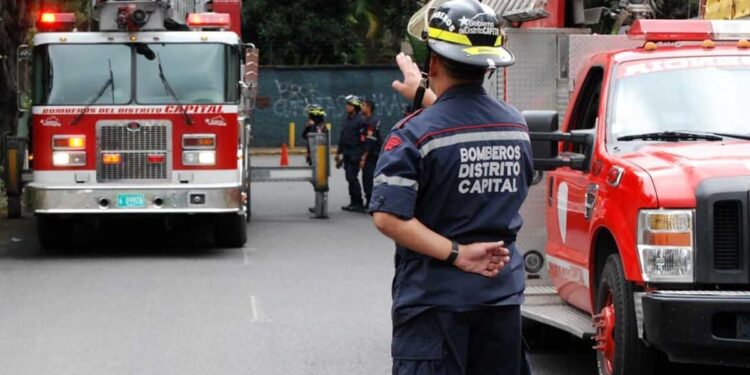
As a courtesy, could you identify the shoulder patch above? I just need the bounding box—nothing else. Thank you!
[383,135,403,151]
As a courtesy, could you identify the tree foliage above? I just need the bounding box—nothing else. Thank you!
[0,0,32,137]
[242,0,421,65]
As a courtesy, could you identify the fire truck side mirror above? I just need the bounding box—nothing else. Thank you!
[16,45,31,113]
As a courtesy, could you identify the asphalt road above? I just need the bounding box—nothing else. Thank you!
[0,155,743,374]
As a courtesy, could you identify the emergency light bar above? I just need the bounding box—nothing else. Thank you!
[629,19,750,42]
[36,12,76,32]
[186,13,231,29]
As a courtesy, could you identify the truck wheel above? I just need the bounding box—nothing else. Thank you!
[7,196,22,219]
[37,215,71,249]
[214,213,247,248]
[595,255,655,375]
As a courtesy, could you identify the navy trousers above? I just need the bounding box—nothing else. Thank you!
[344,159,363,206]
[392,305,531,375]
[362,156,378,205]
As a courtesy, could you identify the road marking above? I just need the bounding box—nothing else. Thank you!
[249,295,268,322]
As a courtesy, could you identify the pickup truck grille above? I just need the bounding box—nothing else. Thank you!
[713,201,742,270]
[695,178,750,284]
[96,121,171,182]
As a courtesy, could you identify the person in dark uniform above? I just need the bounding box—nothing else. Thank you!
[335,95,367,212]
[369,1,533,374]
[302,104,328,166]
[360,100,382,209]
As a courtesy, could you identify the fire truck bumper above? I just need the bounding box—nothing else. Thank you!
[25,184,244,214]
[642,291,750,367]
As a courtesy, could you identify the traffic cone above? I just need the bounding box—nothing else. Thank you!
[280,143,289,167]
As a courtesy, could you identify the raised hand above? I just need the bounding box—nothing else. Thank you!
[391,53,424,101]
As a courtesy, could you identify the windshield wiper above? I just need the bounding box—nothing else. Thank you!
[71,59,115,126]
[156,53,193,125]
[707,132,750,141]
[618,131,723,142]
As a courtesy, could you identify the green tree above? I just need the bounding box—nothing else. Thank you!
[351,0,422,63]
[0,0,33,138]
[243,0,422,65]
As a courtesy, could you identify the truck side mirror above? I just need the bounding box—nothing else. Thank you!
[524,110,559,161]
[16,45,31,113]
[524,110,594,172]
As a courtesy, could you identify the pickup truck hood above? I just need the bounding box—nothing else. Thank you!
[619,141,750,207]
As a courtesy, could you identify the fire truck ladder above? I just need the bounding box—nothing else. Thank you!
[240,46,330,220]
[247,133,330,219]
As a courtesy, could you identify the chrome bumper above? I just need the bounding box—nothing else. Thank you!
[25,183,243,214]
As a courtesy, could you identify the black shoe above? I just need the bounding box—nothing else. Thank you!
[341,205,355,212]
[352,204,367,213]
[308,207,316,213]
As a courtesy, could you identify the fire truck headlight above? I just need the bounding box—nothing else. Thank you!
[53,151,86,167]
[183,151,216,166]
[637,210,694,283]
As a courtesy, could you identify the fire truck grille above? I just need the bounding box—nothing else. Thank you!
[96,121,171,182]
[713,201,742,270]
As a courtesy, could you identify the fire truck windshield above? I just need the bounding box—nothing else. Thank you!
[36,44,132,105]
[34,43,239,106]
[610,58,750,142]
[136,44,228,104]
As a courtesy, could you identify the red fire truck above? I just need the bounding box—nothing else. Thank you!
[523,20,750,374]
[13,0,252,247]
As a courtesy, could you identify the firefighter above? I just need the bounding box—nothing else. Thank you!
[302,104,328,166]
[360,100,382,208]
[370,1,532,374]
[335,95,367,212]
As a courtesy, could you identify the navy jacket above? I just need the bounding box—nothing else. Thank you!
[338,112,367,161]
[363,114,383,157]
[369,84,534,326]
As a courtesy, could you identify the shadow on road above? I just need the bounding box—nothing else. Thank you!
[1,215,240,260]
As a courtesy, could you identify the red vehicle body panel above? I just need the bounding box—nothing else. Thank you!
[32,107,238,171]
[547,43,750,313]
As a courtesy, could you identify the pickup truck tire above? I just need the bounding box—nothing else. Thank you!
[595,255,655,375]
[214,213,247,248]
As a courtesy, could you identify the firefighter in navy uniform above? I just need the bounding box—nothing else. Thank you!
[336,95,367,212]
[360,100,382,208]
[370,1,532,374]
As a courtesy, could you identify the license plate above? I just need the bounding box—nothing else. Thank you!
[117,194,145,208]
[739,315,750,340]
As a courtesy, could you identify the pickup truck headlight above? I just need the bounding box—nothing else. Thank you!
[637,209,694,283]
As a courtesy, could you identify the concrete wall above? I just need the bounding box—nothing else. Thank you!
[252,66,408,147]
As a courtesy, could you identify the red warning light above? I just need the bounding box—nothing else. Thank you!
[36,12,76,32]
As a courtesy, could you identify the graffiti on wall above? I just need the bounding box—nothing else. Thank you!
[252,67,408,147]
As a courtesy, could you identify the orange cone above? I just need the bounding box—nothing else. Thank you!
[280,143,289,167]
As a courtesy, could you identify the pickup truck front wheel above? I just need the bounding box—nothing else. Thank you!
[595,255,655,375]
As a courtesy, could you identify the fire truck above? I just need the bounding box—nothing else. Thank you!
[522,19,750,373]
[11,0,254,247]
[409,1,750,374]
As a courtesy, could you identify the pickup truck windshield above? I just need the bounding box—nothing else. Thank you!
[610,57,750,141]
[34,43,238,106]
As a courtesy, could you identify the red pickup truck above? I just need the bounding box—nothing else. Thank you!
[520,20,750,375]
